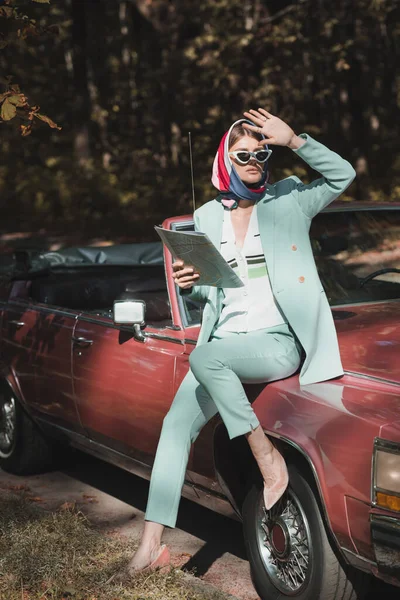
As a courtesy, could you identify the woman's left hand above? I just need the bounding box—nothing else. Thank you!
[243,108,303,149]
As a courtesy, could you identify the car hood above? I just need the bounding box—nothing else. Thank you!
[334,301,400,385]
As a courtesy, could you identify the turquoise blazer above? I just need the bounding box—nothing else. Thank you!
[184,134,356,385]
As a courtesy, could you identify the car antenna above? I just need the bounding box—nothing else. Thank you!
[188,131,196,214]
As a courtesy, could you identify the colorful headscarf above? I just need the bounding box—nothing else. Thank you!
[211,118,269,209]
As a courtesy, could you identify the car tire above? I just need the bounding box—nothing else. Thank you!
[242,464,370,600]
[0,383,55,474]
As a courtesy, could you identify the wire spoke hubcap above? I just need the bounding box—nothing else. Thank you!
[256,489,312,595]
[0,393,16,457]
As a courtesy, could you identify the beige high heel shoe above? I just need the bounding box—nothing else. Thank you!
[142,544,171,573]
[263,447,289,510]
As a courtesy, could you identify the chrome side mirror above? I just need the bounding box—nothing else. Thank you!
[113,295,146,342]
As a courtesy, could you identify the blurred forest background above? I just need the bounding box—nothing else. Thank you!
[0,0,400,245]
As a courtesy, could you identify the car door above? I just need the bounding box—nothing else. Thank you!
[31,303,82,431]
[2,279,85,434]
[1,288,39,405]
[72,312,186,465]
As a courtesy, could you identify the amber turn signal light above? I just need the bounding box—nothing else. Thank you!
[376,492,400,512]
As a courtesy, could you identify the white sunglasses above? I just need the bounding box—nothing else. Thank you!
[229,148,273,165]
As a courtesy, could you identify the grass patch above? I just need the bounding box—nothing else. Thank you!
[0,494,226,600]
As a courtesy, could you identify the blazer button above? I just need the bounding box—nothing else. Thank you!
[298,276,305,283]
[292,245,297,251]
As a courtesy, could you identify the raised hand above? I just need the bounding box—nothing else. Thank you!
[242,108,304,149]
[172,259,200,289]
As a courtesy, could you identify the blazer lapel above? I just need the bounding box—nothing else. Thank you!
[199,200,224,310]
[256,184,276,287]
[204,199,224,248]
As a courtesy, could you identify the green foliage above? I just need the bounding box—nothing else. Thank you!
[0,0,60,134]
[0,0,399,237]
[0,0,57,49]
[0,80,61,134]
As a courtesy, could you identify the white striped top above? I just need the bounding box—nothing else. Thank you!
[214,204,287,332]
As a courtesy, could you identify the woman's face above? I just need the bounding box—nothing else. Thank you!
[229,134,265,186]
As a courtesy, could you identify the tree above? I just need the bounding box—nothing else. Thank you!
[0,0,399,239]
[0,0,60,135]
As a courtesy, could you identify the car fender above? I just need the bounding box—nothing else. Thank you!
[1,368,30,412]
[250,375,389,556]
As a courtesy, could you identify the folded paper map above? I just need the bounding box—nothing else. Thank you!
[155,226,244,288]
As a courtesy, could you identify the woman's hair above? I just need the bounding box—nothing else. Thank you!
[228,122,263,149]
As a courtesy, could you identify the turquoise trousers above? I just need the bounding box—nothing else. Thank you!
[144,322,302,528]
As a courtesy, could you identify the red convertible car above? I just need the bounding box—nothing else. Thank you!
[0,202,399,600]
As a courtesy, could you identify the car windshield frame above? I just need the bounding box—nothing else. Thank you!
[310,206,400,307]
[176,206,400,326]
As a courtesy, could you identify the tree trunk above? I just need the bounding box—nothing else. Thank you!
[70,0,92,164]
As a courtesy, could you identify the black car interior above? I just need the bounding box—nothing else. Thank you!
[9,243,174,327]
[26,265,172,325]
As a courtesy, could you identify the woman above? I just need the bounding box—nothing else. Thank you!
[121,108,356,575]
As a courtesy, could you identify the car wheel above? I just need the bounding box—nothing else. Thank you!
[242,465,370,600]
[0,383,54,474]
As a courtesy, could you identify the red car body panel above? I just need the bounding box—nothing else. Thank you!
[1,300,84,434]
[251,373,399,554]
[335,302,400,385]
[1,305,37,404]
[72,315,185,464]
[345,497,373,558]
[33,306,79,429]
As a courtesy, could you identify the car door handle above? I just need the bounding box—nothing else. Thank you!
[72,336,94,347]
[9,320,25,328]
